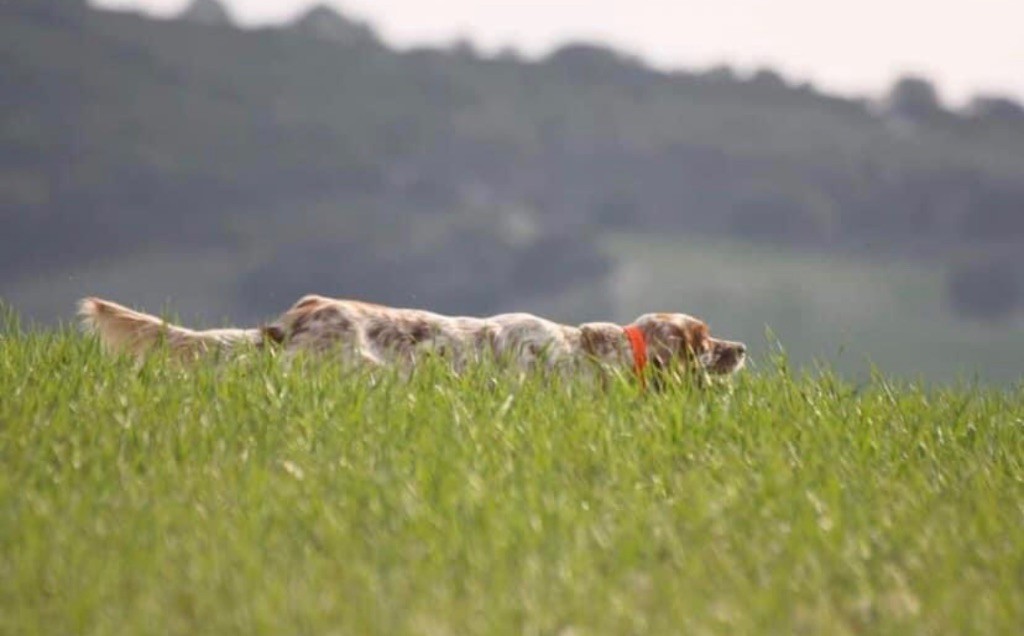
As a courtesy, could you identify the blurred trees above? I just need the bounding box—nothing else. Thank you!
[545,43,645,81]
[179,0,234,27]
[2,4,1024,320]
[5,0,87,20]
[886,75,944,121]
[968,95,1024,121]
[182,0,235,26]
[290,4,379,47]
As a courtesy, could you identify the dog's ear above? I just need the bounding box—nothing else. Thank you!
[639,317,710,379]
[680,321,710,361]
[639,318,684,371]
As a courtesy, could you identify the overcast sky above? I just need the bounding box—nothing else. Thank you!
[93,0,1024,105]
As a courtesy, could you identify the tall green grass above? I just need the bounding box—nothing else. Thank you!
[1,322,1022,634]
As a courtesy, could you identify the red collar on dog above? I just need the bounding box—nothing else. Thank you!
[622,325,648,388]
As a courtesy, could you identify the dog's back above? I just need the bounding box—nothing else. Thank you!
[78,295,746,378]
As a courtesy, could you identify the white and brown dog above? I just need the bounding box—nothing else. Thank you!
[78,295,746,386]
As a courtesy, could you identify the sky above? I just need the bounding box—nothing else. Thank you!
[92,0,1024,106]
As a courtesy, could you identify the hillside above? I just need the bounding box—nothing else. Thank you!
[5,3,1024,254]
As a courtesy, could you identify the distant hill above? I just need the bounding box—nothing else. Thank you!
[2,1,1023,323]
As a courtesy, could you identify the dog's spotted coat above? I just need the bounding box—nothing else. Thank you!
[79,295,747,383]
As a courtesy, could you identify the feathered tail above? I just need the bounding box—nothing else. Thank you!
[78,297,261,359]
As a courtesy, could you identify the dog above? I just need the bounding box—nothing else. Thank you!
[78,295,746,385]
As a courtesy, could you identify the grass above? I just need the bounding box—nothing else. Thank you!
[1,319,1023,634]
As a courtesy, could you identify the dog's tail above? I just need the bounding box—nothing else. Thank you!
[78,297,263,359]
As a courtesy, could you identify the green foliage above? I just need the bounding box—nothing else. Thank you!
[2,327,1022,634]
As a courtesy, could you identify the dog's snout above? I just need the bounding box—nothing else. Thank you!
[736,343,746,356]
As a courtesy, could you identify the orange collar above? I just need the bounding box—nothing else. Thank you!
[622,325,648,388]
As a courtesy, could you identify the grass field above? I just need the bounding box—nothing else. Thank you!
[1,319,1023,634]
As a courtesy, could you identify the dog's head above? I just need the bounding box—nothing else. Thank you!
[630,313,746,376]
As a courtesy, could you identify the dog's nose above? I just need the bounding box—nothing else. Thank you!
[736,343,747,356]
